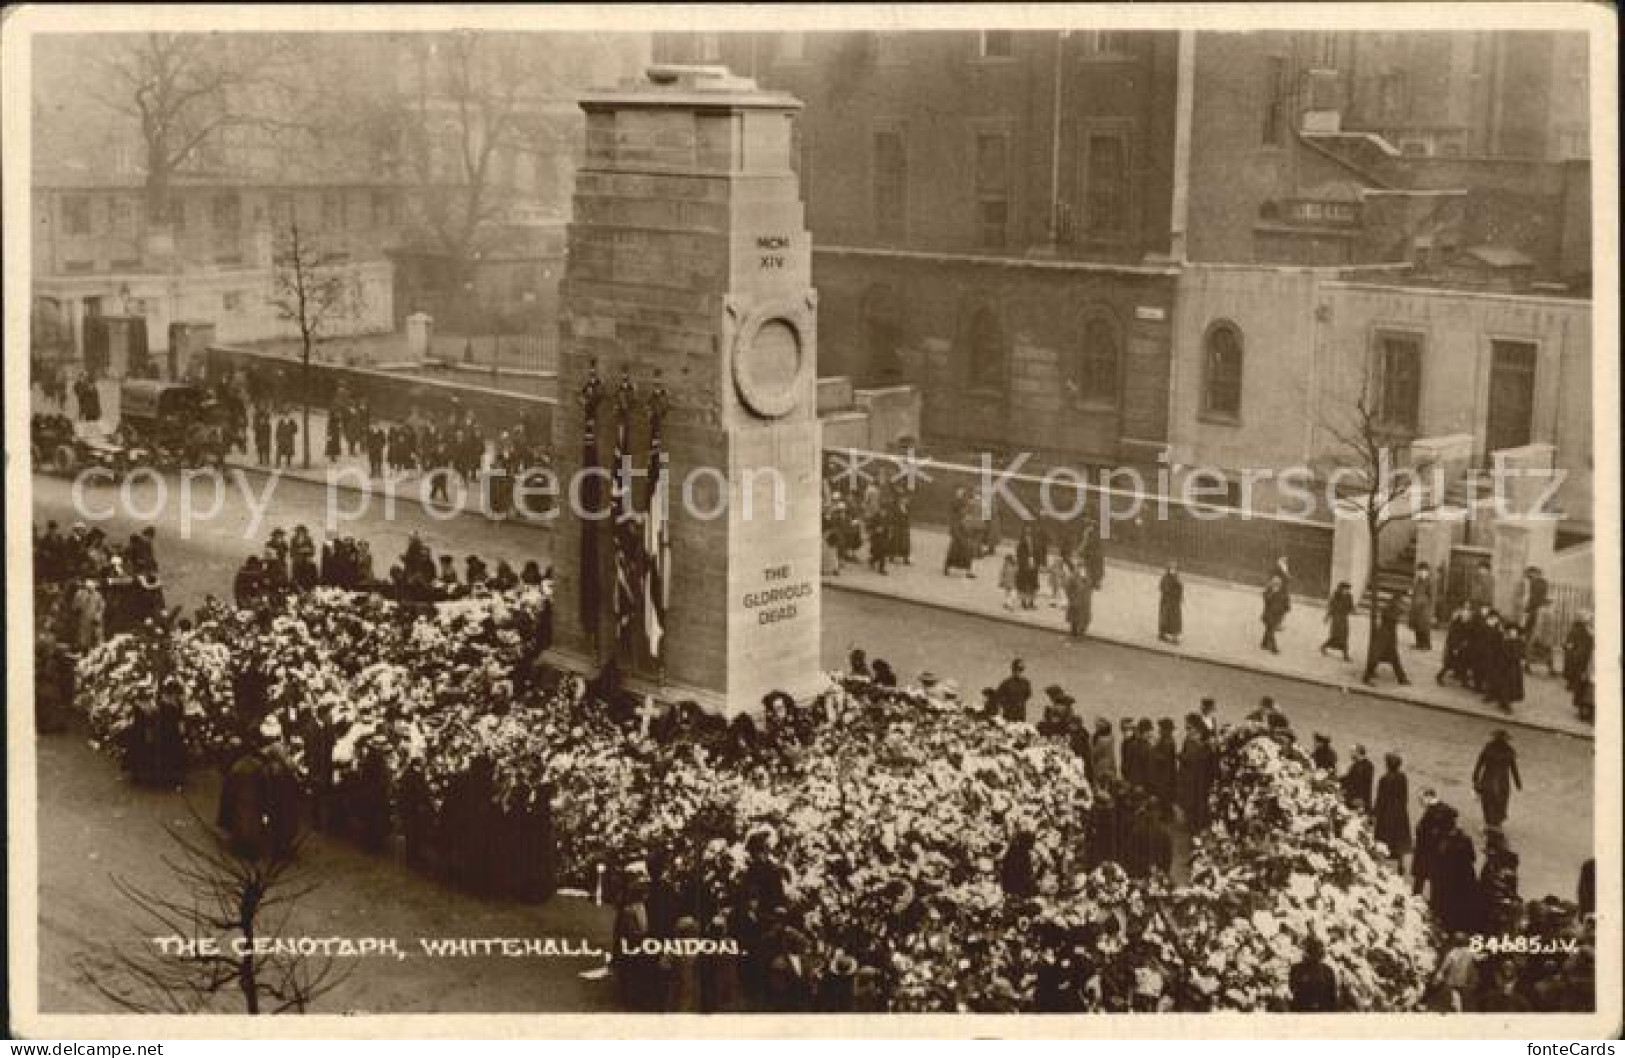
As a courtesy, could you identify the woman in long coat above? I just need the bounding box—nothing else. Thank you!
[1321,582,1354,661]
[1064,564,1093,638]
[1472,730,1522,827]
[1014,525,1041,609]
[1158,563,1184,643]
[1373,753,1413,864]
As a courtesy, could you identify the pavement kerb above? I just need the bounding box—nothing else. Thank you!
[211,455,1588,741]
[823,576,1594,742]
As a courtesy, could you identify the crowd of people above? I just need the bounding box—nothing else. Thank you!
[822,475,913,576]
[32,520,168,731]
[230,525,552,611]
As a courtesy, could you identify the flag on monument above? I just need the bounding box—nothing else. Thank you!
[578,409,602,634]
[643,436,670,659]
[611,402,638,646]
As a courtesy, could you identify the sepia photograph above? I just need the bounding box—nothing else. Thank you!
[4,2,1617,1040]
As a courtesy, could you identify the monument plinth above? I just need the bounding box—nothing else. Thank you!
[548,66,823,715]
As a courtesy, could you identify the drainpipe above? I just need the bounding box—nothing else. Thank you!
[1169,30,1195,261]
[1047,31,1068,243]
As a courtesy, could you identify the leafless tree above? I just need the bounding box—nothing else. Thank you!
[75,816,348,1015]
[393,32,597,301]
[1319,378,1436,666]
[269,222,363,469]
[90,33,304,228]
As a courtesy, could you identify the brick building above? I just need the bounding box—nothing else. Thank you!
[653,29,1593,484]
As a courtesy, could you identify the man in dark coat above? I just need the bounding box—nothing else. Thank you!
[1411,789,1454,897]
[1373,753,1412,865]
[1120,719,1152,789]
[253,407,272,466]
[128,526,158,575]
[1177,718,1214,829]
[1471,729,1522,827]
[1157,563,1184,643]
[1436,602,1474,686]
[1341,744,1374,813]
[1362,595,1411,686]
[996,659,1031,724]
[1563,612,1595,721]
[1260,574,1290,653]
[1310,733,1338,773]
[1149,717,1179,812]
[1431,815,1481,934]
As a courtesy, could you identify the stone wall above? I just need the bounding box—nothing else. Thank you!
[812,247,1178,467]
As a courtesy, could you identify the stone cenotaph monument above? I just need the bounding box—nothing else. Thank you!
[547,66,823,715]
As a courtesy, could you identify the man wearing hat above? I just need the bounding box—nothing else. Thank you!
[1150,718,1179,811]
[995,658,1031,724]
[1341,744,1375,813]
[1472,729,1522,827]
[1310,733,1338,773]
[1411,788,1454,897]
[1037,686,1076,737]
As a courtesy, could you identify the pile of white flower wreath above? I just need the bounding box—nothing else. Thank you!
[75,588,1436,1012]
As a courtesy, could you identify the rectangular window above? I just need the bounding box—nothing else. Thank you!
[974,131,1011,249]
[111,197,136,235]
[777,32,806,63]
[322,192,344,231]
[979,30,1014,59]
[1315,32,1337,69]
[1379,73,1404,118]
[872,128,907,239]
[63,195,92,236]
[372,190,398,227]
[1082,31,1129,57]
[1375,333,1423,432]
[1262,56,1287,146]
[212,192,241,231]
[1082,132,1128,236]
[874,32,908,65]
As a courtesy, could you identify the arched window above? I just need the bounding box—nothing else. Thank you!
[1072,311,1121,406]
[966,305,1005,387]
[1202,321,1244,420]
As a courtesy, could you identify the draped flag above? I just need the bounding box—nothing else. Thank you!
[643,397,671,660]
[610,375,639,648]
[578,370,604,637]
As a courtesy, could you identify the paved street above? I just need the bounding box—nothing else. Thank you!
[27,468,1595,1011]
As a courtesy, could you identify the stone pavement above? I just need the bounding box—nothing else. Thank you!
[825,524,1592,739]
[40,383,1589,738]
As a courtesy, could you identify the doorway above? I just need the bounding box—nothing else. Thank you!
[1485,339,1537,456]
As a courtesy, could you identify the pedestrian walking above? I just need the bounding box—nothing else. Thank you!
[1563,611,1595,721]
[1063,562,1093,640]
[1320,581,1354,661]
[1518,566,1549,639]
[1436,602,1474,685]
[1410,563,1435,650]
[998,552,1017,610]
[1471,730,1522,828]
[1362,594,1410,686]
[1260,574,1290,653]
[1157,562,1183,644]
[1014,524,1040,610]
